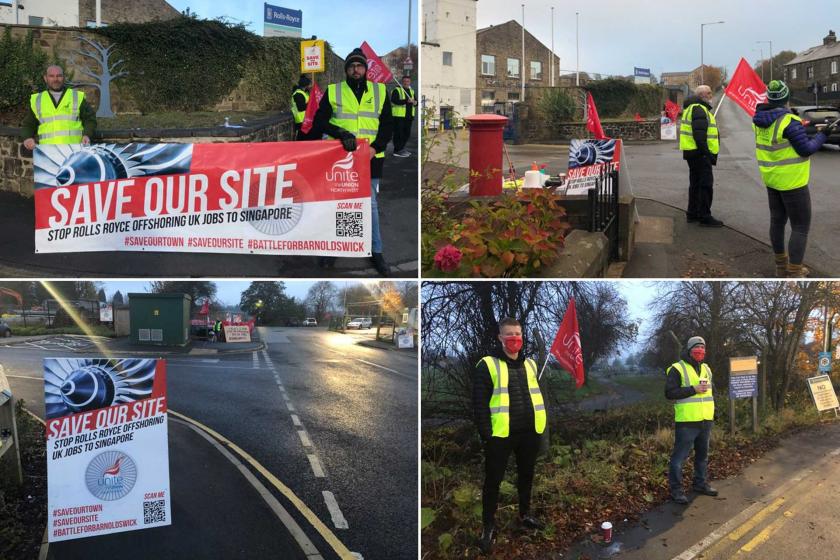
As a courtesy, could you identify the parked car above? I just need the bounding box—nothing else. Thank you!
[347,317,372,329]
[303,318,318,327]
[0,320,11,337]
[286,318,302,327]
[790,106,840,146]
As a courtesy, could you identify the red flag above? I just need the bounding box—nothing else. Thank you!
[724,57,767,117]
[550,298,585,388]
[199,300,209,315]
[585,92,607,140]
[665,99,680,122]
[360,41,394,84]
[300,81,323,135]
[634,112,643,122]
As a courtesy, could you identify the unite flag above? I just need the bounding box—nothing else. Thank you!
[300,81,323,135]
[724,57,767,117]
[585,92,607,140]
[360,41,394,84]
[549,298,585,388]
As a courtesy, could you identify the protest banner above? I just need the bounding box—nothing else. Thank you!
[44,358,170,542]
[564,139,622,196]
[223,325,251,342]
[300,39,325,73]
[33,141,372,256]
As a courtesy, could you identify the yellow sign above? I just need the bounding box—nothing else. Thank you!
[730,356,758,375]
[300,40,325,73]
[807,375,840,412]
[223,325,252,343]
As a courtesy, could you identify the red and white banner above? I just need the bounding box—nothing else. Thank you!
[33,141,372,256]
[724,57,767,117]
[360,41,394,84]
[585,92,607,140]
[564,139,622,196]
[549,298,585,388]
[300,81,323,135]
[44,358,170,541]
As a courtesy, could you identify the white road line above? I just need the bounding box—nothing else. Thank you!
[307,454,326,478]
[252,352,260,370]
[322,491,349,529]
[355,359,403,375]
[297,430,312,447]
[291,415,302,427]
[286,402,296,412]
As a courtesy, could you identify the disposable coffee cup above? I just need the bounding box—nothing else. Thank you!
[601,521,613,543]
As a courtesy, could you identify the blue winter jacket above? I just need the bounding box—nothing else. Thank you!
[752,104,826,157]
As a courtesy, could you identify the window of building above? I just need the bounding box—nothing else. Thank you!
[530,61,542,80]
[481,54,495,76]
[807,66,814,79]
[28,16,44,25]
[507,58,520,78]
[442,51,453,66]
[482,91,495,101]
[791,67,797,80]
[508,91,520,101]
[823,85,828,93]
[833,83,838,92]
[832,60,838,74]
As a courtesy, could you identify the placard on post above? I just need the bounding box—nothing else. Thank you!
[300,39,325,74]
[729,356,759,434]
[806,374,840,417]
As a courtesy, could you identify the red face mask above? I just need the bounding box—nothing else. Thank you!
[690,347,706,362]
[502,336,523,354]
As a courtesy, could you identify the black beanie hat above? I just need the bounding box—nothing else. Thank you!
[345,48,367,71]
[297,75,311,88]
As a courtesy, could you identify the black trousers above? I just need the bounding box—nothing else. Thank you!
[767,186,811,265]
[482,431,540,527]
[686,157,714,220]
[393,117,413,152]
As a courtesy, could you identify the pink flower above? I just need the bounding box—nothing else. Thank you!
[434,245,462,273]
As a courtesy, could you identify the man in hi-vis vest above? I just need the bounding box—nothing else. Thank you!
[314,48,393,277]
[665,336,718,504]
[679,85,723,227]
[473,317,547,554]
[22,65,96,151]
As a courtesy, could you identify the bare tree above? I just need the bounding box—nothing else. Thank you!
[71,35,128,118]
[306,281,337,322]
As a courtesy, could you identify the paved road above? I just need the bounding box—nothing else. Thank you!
[627,97,840,275]
[1,328,418,559]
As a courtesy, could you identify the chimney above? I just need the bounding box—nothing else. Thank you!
[824,30,837,46]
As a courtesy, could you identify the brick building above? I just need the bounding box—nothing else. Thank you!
[784,30,840,104]
[475,20,560,112]
[0,0,179,27]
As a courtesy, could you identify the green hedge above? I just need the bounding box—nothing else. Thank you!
[0,28,49,112]
[587,78,665,118]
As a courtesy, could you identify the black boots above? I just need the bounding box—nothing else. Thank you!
[478,525,496,554]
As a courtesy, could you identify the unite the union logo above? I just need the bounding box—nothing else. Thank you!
[85,450,138,501]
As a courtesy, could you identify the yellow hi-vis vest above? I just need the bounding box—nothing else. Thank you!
[754,113,810,191]
[392,86,414,118]
[30,89,85,144]
[327,80,386,159]
[679,103,719,155]
[669,360,715,422]
[480,356,546,437]
[291,88,309,124]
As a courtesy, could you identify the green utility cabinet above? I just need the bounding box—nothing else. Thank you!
[129,293,191,346]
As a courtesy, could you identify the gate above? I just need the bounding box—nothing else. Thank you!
[587,162,620,260]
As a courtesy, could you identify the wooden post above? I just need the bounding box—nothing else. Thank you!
[752,394,758,433]
[730,398,735,436]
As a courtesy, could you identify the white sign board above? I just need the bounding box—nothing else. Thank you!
[44,358,171,542]
[99,303,113,322]
[223,325,252,343]
[807,374,840,412]
[397,329,414,349]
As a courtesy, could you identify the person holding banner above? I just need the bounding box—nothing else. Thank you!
[472,317,547,554]
[315,48,393,276]
[664,336,718,505]
[752,80,837,277]
[390,75,416,157]
[680,85,723,227]
[21,65,96,151]
[291,75,317,140]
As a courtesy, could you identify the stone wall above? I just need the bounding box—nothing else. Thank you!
[518,106,661,144]
[0,114,293,197]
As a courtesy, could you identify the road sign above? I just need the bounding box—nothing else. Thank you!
[300,39,325,73]
[403,57,413,71]
[807,374,840,413]
[818,351,832,373]
[264,3,302,38]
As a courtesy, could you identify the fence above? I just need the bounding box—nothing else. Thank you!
[587,162,620,261]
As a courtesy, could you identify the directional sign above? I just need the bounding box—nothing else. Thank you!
[818,351,832,373]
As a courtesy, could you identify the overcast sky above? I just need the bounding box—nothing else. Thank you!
[168,0,415,59]
[475,0,836,78]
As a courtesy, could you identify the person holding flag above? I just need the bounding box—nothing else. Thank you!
[680,85,723,227]
[390,75,416,157]
[472,317,547,554]
[753,80,837,277]
[314,47,393,276]
[665,336,717,505]
[291,75,316,140]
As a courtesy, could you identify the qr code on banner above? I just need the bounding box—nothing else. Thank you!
[143,499,166,524]
[335,211,364,237]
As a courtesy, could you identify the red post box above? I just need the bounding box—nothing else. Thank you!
[464,114,508,196]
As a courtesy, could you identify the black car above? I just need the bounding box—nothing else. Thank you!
[0,321,11,337]
[790,106,840,146]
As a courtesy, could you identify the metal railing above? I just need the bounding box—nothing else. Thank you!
[587,161,620,260]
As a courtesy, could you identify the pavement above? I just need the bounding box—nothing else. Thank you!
[1,326,417,560]
[565,421,840,560]
[0,129,418,278]
[0,334,264,355]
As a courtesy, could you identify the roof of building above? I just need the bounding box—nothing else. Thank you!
[661,71,691,77]
[476,20,558,59]
[786,39,840,65]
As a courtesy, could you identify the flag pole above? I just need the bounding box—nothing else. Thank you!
[538,354,550,381]
[713,93,726,117]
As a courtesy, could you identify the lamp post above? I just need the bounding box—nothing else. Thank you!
[576,11,580,86]
[757,40,773,81]
[550,6,555,87]
[754,46,764,82]
[700,20,724,84]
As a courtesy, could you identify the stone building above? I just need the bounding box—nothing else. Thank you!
[475,20,561,113]
[0,0,179,27]
[784,30,840,104]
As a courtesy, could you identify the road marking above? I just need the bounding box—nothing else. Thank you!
[172,418,325,560]
[355,359,404,376]
[167,410,356,560]
[298,430,312,447]
[199,359,220,363]
[735,512,791,555]
[252,353,260,370]
[291,415,302,427]
[322,491,349,529]
[725,497,785,542]
[286,401,296,412]
[307,454,325,477]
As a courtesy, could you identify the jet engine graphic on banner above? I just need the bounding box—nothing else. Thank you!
[568,139,617,169]
[45,358,155,420]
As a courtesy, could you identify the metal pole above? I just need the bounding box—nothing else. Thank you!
[521,4,525,101]
[576,12,580,86]
[96,0,101,27]
[406,0,411,62]
[701,24,704,84]
[551,6,555,87]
